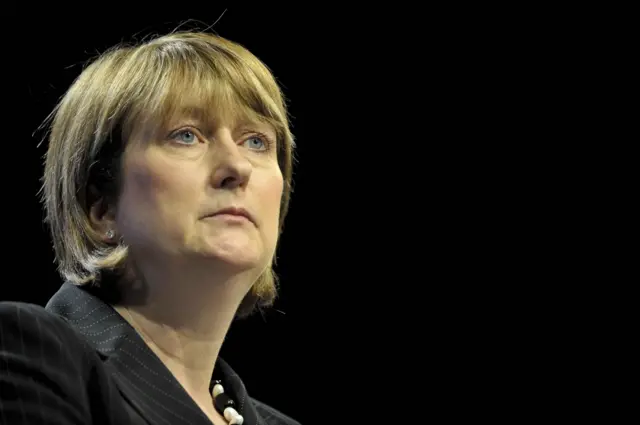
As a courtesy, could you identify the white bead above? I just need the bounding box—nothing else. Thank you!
[212,384,224,398]
[229,415,244,425]
[224,407,239,421]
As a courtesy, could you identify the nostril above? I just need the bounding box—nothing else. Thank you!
[220,176,236,188]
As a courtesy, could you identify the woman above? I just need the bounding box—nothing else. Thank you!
[0,31,299,425]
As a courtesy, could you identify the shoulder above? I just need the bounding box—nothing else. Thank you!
[0,301,90,354]
[252,397,302,425]
[0,301,99,379]
[0,300,66,325]
[0,302,105,423]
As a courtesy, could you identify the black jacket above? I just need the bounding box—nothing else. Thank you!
[0,282,300,425]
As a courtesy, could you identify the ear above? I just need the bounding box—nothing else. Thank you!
[87,184,118,243]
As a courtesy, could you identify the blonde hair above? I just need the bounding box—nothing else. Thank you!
[40,32,295,317]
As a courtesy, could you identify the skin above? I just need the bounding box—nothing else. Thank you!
[90,106,284,424]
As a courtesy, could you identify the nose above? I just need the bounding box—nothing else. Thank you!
[209,128,252,190]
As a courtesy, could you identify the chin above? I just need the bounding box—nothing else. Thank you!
[214,254,262,270]
[201,242,265,270]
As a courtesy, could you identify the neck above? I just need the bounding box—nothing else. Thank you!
[113,257,257,400]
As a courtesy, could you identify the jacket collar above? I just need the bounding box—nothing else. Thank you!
[45,282,261,425]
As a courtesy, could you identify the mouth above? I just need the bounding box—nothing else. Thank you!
[206,207,255,225]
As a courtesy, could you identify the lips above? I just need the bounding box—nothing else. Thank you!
[207,207,255,225]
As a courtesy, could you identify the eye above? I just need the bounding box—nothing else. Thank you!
[172,129,199,145]
[242,134,270,151]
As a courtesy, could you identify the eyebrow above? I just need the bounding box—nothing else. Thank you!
[166,106,277,137]
[236,119,276,133]
[168,106,209,121]
[169,106,264,125]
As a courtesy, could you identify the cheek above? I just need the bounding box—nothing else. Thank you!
[257,173,285,232]
[124,159,174,207]
[118,154,199,229]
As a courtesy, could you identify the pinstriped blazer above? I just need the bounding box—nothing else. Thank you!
[0,282,300,425]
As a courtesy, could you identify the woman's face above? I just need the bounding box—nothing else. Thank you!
[115,107,283,275]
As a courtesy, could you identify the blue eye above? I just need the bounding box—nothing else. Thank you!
[244,136,267,151]
[175,130,198,145]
